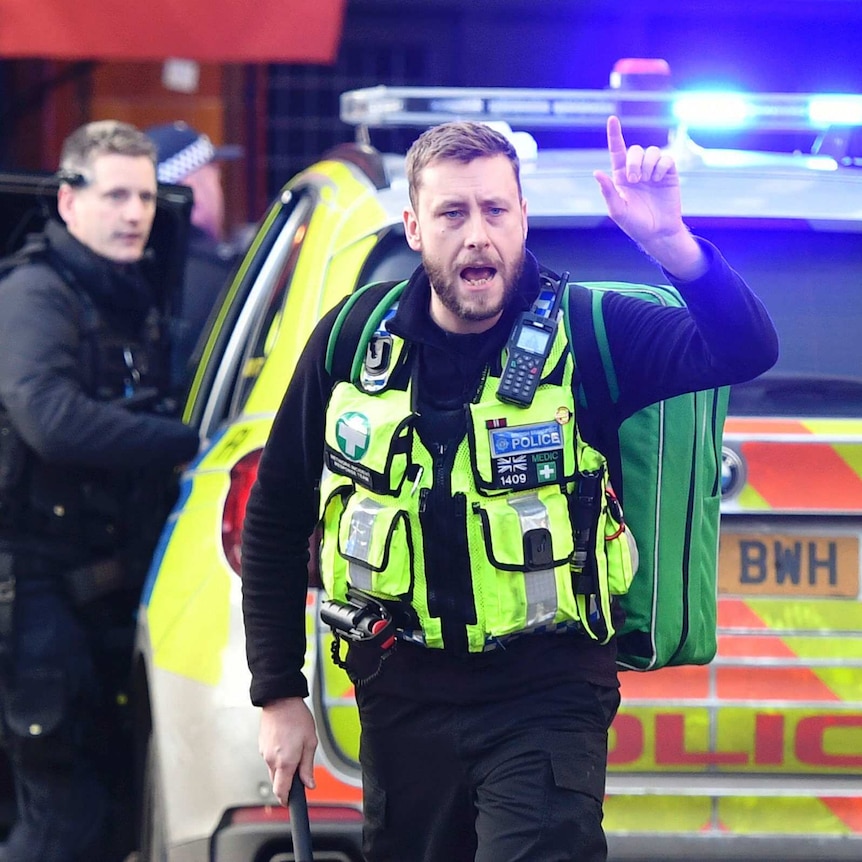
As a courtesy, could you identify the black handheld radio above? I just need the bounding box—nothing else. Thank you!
[496,271,568,406]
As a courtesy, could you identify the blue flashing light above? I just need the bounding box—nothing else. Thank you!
[808,95,862,127]
[341,82,862,136]
[673,93,752,129]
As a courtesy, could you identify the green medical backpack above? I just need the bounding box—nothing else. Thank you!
[565,281,728,670]
[326,277,728,671]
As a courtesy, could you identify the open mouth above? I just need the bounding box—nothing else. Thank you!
[461,266,496,286]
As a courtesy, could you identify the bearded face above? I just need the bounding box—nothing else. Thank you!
[422,243,525,325]
[403,154,528,334]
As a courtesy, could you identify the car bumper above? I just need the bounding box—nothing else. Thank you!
[210,809,364,862]
[607,832,862,860]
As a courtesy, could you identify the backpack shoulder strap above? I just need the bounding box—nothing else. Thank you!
[563,281,617,412]
[562,280,629,489]
[325,279,408,382]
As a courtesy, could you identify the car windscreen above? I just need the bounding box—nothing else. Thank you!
[529,221,862,418]
[362,220,862,418]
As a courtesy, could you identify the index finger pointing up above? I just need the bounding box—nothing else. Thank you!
[606,115,627,174]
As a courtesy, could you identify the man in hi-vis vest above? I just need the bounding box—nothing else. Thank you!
[241,117,778,861]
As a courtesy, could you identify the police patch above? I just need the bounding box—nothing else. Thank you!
[489,421,563,458]
[489,421,564,488]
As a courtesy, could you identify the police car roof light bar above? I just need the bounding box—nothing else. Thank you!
[339,85,862,135]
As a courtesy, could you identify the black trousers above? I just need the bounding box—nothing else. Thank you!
[0,569,134,862]
[355,679,620,862]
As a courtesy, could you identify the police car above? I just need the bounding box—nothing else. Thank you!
[134,63,862,861]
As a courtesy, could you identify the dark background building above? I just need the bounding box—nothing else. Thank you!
[2,0,861,231]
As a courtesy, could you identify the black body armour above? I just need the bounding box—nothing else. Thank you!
[0,226,174,575]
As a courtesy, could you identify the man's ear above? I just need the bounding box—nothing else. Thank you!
[403,207,422,251]
[56,183,75,227]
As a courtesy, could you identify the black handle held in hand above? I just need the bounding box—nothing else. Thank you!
[289,772,314,861]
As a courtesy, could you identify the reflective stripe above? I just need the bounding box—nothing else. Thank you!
[344,497,383,590]
[507,493,558,628]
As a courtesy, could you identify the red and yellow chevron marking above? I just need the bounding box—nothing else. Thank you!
[618,663,710,700]
[604,795,711,833]
[717,795,862,836]
[603,794,862,836]
[719,598,862,703]
[724,417,862,512]
[619,598,862,706]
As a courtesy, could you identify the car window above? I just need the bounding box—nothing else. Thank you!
[227,198,315,418]
[356,226,419,286]
[196,191,316,439]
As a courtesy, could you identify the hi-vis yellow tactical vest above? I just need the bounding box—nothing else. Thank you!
[319,293,636,653]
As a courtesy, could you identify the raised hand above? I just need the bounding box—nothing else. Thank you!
[594,116,706,280]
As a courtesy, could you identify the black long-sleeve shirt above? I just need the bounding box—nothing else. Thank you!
[241,240,778,706]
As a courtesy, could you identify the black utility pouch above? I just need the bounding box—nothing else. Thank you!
[569,468,604,594]
[2,669,66,740]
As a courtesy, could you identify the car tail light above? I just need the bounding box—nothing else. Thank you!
[222,448,262,576]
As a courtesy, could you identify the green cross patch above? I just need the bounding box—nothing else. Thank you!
[335,412,370,461]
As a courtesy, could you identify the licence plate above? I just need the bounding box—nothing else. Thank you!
[718,531,860,598]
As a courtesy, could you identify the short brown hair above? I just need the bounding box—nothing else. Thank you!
[60,120,156,180]
[405,121,521,209]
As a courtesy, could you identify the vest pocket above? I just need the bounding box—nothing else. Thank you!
[472,488,574,571]
[333,492,412,598]
[324,384,414,496]
[471,489,576,635]
[466,390,578,494]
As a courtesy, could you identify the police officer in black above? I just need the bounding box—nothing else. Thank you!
[0,121,200,862]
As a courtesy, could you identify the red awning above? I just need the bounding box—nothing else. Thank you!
[0,0,346,63]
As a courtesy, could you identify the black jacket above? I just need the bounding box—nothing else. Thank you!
[0,219,200,562]
[241,241,779,706]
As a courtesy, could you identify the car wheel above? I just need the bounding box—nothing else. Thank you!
[139,730,168,862]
